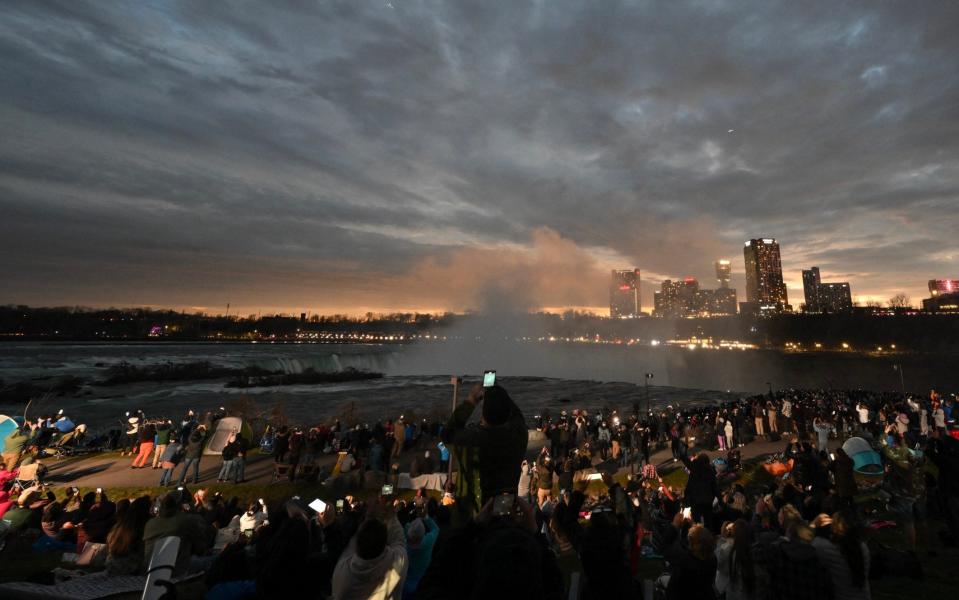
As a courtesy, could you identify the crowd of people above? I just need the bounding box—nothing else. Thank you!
[1,382,958,599]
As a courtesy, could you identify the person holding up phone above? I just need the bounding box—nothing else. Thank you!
[659,509,718,600]
[403,512,439,596]
[444,381,529,509]
[331,497,408,600]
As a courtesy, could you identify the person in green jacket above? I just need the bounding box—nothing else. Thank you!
[2,427,30,471]
[446,384,529,511]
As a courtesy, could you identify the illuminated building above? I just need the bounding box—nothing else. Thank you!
[609,269,641,318]
[923,278,959,313]
[802,267,822,313]
[715,260,732,289]
[654,278,698,317]
[819,283,853,313]
[706,287,738,315]
[802,266,852,313]
[743,238,789,313]
[654,277,736,317]
[653,279,679,317]
[929,279,959,296]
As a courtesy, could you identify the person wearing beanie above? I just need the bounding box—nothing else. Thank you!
[403,515,439,596]
[445,383,529,508]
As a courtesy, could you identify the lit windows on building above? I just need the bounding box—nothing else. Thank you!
[609,269,641,318]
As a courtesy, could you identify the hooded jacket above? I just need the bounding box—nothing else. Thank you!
[332,515,408,600]
[448,389,529,505]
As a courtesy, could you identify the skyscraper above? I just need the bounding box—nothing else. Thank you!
[802,267,822,313]
[743,238,789,313]
[715,260,732,289]
[802,266,852,313]
[609,269,641,318]
[819,283,853,313]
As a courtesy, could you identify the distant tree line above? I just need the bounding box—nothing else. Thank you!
[2,304,959,353]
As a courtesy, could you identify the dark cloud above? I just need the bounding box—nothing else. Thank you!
[1,0,958,313]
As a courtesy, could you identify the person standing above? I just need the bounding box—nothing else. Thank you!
[813,416,833,452]
[131,420,156,468]
[782,398,793,434]
[392,419,405,461]
[232,431,249,483]
[158,438,182,487]
[725,418,734,451]
[536,457,554,507]
[217,432,238,483]
[933,402,946,433]
[753,402,766,439]
[177,426,206,485]
[767,401,779,435]
[151,421,172,469]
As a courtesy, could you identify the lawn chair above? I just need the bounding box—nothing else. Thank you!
[13,462,43,491]
[51,424,87,459]
[272,463,291,483]
[142,536,180,600]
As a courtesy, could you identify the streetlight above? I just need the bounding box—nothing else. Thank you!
[766,381,773,396]
[645,373,654,415]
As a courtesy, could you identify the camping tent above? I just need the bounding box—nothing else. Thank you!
[204,417,253,455]
[841,436,884,492]
[0,415,18,454]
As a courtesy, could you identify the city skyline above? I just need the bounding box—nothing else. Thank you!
[2,2,958,316]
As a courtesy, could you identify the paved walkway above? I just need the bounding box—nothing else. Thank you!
[38,431,840,492]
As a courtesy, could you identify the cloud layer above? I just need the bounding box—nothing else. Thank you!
[2,0,958,314]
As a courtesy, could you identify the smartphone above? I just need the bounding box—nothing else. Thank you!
[493,493,515,516]
[483,370,496,387]
[381,484,394,496]
[308,498,327,513]
[586,473,604,481]
[682,507,692,520]
[335,499,345,512]
[829,453,835,461]
[96,487,102,494]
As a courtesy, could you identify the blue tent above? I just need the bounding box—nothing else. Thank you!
[0,415,18,454]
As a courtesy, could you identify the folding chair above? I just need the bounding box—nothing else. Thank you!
[13,462,41,491]
[272,463,291,483]
[142,536,180,600]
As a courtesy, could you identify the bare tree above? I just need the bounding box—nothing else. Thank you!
[888,293,910,308]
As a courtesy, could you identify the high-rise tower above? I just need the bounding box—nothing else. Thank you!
[715,260,732,289]
[609,269,641,318]
[743,238,789,312]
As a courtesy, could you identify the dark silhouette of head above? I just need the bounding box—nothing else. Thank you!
[355,518,388,560]
[482,385,512,426]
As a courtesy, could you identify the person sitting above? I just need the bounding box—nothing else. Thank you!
[239,501,268,537]
[811,511,870,600]
[659,513,718,600]
[143,492,212,577]
[715,519,756,600]
[77,490,116,552]
[106,496,152,576]
[331,500,408,599]
[416,496,563,600]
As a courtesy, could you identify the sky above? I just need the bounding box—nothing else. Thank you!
[2,0,958,316]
